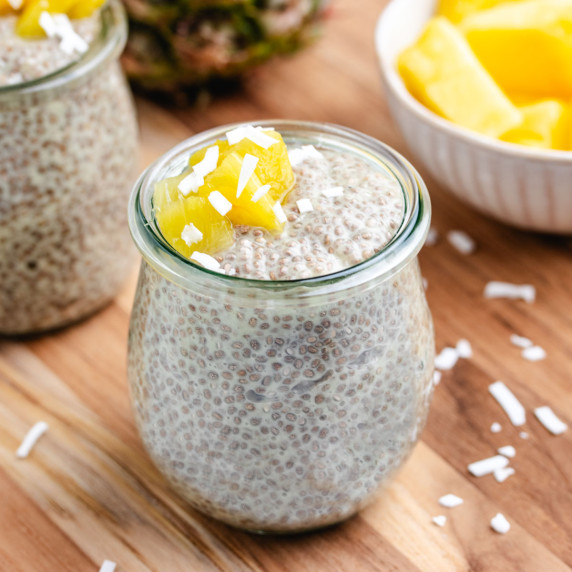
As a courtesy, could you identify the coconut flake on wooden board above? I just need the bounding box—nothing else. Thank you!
[438,494,464,508]
[488,381,526,426]
[468,455,509,477]
[447,230,476,254]
[534,406,568,435]
[490,513,511,534]
[522,346,546,362]
[16,421,49,459]
[432,515,447,527]
[484,281,536,303]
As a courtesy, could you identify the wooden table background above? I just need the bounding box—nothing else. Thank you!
[1,0,571,570]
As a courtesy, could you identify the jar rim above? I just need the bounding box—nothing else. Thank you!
[128,120,431,300]
[0,0,127,100]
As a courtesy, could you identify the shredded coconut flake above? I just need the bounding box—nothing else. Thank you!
[484,281,536,303]
[288,145,324,166]
[489,381,526,426]
[8,0,23,9]
[510,334,533,348]
[16,421,49,459]
[53,14,88,54]
[425,227,439,246]
[494,467,515,483]
[237,154,259,198]
[99,561,117,572]
[296,198,314,214]
[273,202,287,224]
[498,445,515,458]
[193,145,219,178]
[490,513,511,534]
[433,370,442,386]
[434,347,458,370]
[522,345,546,362]
[447,230,476,254]
[456,339,473,359]
[246,127,278,149]
[322,186,344,198]
[39,11,58,37]
[519,431,529,440]
[181,223,203,246]
[226,126,248,145]
[468,455,509,477]
[432,515,447,527]
[490,422,502,433]
[226,125,277,149]
[422,277,428,290]
[178,171,204,196]
[438,494,463,508]
[251,184,270,203]
[190,252,222,272]
[534,406,568,435]
[208,191,232,216]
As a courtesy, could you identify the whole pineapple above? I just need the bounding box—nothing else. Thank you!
[121,0,329,94]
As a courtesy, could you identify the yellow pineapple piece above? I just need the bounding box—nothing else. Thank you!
[189,139,230,168]
[398,17,522,137]
[230,131,295,202]
[189,130,294,202]
[203,152,286,232]
[154,195,233,259]
[438,0,518,23]
[0,0,17,14]
[460,0,572,97]
[152,170,191,213]
[68,0,105,18]
[500,99,569,149]
[17,0,77,36]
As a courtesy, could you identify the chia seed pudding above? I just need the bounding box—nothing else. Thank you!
[127,121,434,533]
[0,1,138,335]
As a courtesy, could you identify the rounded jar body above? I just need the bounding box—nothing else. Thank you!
[0,0,139,335]
[127,121,434,533]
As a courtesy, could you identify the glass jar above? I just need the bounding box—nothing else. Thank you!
[0,0,138,335]
[127,121,434,533]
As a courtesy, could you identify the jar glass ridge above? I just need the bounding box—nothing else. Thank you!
[127,121,435,533]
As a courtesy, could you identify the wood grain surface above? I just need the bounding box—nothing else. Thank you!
[1,0,571,570]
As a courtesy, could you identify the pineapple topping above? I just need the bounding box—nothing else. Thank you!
[153,127,296,269]
[0,0,106,37]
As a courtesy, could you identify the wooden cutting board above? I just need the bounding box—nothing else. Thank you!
[1,0,571,570]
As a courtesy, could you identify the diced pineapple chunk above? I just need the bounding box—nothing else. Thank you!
[203,152,286,232]
[460,0,572,97]
[437,0,519,23]
[17,0,77,36]
[500,99,569,149]
[16,0,104,36]
[67,0,105,18]
[398,17,522,136]
[189,130,294,202]
[154,195,233,259]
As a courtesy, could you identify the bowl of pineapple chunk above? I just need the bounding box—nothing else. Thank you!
[375,0,572,233]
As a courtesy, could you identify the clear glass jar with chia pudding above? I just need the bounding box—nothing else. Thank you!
[0,0,138,335]
[127,121,434,533]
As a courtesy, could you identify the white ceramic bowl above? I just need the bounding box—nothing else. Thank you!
[375,0,572,233]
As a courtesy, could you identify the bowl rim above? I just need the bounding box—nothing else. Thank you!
[374,0,572,165]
